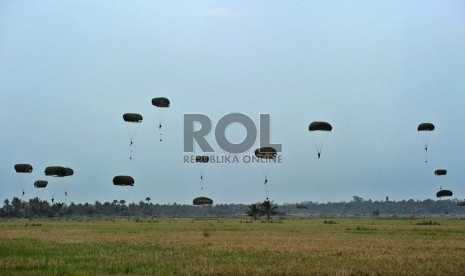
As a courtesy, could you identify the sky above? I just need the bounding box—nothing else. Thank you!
[1,1,465,205]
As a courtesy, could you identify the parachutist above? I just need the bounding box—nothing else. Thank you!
[318,152,321,159]
[159,124,162,129]
[200,176,203,181]
[22,191,25,196]
[51,198,54,204]
[65,192,67,197]
[264,178,268,185]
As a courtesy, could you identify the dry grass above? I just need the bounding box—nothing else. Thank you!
[1,217,465,275]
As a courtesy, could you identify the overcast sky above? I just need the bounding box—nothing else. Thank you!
[1,1,465,205]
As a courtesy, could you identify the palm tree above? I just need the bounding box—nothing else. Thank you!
[260,200,279,221]
[246,203,261,221]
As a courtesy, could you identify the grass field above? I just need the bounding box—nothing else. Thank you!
[1,216,465,275]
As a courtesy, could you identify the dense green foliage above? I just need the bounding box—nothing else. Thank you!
[1,196,464,218]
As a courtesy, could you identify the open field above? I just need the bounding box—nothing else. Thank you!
[1,217,465,275]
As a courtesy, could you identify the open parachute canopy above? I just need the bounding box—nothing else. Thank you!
[151,97,170,108]
[193,196,213,205]
[113,175,134,186]
[254,146,277,160]
[436,189,453,198]
[308,121,332,159]
[308,121,332,131]
[123,113,143,123]
[44,166,67,177]
[195,155,210,163]
[434,169,447,176]
[14,164,33,173]
[417,123,435,131]
[417,122,435,163]
[34,180,48,188]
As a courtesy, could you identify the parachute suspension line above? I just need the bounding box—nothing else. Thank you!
[425,147,428,163]
[200,175,204,192]
[64,185,68,201]
[264,177,269,201]
[129,141,134,161]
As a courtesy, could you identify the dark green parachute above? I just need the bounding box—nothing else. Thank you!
[123,113,143,160]
[151,97,170,108]
[151,97,170,141]
[309,121,333,131]
[34,180,48,188]
[193,196,213,205]
[113,175,134,186]
[14,163,33,173]
[434,169,447,176]
[44,166,67,177]
[123,113,143,123]
[308,121,332,159]
[434,169,448,190]
[14,163,33,196]
[254,146,277,160]
[255,146,278,200]
[436,189,452,198]
[44,166,67,203]
[417,122,434,163]
[417,123,435,131]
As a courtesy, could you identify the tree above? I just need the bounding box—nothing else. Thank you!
[260,200,279,221]
[246,203,261,221]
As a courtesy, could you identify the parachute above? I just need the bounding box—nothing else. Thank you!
[193,196,213,206]
[123,113,143,160]
[113,175,135,186]
[417,122,434,163]
[434,169,447,176]
[34,180,48,188]
[436,189,452,198]
[195,155,209,192]
[151,97,170,142]
[14,163,33,197]
[434,169,447,190]
[45,166,67,177]
[308,121,332,159]
[113,175,134,203]
[255,146,278,200]
[44,166,67,203]
[14,164,33,173]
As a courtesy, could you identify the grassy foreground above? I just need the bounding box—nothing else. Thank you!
[1,216,465,275]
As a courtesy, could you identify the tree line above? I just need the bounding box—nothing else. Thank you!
[1,196,464,219]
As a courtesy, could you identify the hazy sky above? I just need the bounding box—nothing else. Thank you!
[1,1,465,205]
